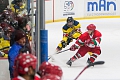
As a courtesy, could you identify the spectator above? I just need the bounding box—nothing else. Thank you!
[10,0,27,16]
[8,30,26,79]
[0,26,10,57]
[10,17,31,53]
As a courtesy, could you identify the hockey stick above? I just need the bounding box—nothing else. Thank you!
[74,61,105,80]
[48,48,70,60]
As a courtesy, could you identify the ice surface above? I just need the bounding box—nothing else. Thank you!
[47,18,120,80]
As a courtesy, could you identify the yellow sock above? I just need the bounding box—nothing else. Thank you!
[88,52,92,56]
[3,54,8,58]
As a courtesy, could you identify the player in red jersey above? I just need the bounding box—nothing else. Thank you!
[12,53,37,80]
[66,24,102,66]
[38,61,63,80]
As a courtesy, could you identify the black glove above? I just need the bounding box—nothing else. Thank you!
[61,40,67,48]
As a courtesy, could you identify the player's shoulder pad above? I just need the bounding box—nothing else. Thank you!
[63,24,69,30]
[74,20,79,26]
[94,30,102,37]
[79,32,88,39]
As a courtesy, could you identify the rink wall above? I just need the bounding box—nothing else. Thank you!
[45,0,120,23]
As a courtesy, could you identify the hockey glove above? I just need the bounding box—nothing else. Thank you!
[70,44,78,51]
[61,40,67,48]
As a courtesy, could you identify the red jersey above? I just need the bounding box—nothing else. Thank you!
[75,30,102,48]
[34,73,41,80]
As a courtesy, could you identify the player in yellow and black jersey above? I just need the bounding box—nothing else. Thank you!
[56,17,82,52]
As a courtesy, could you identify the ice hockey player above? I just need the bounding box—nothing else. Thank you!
[56,17,82,52]
[10,0,27,16]
[0,26,10,58]
[12,53,37,80]
[38,61,63,80]
[66,24,102,66]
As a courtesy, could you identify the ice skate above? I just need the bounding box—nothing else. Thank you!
[87,58,94,66]
[87,58,90,64]
[66,59,72,67]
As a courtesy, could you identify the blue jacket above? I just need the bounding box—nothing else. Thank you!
[8,42,22,78]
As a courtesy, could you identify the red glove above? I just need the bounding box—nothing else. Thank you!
[70,44,78,51]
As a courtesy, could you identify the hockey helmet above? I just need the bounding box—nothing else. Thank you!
[67,17,74,27]
[39,61,52,77]
[39,61,63,78]
[67,17,74,23]
[1,10,11,20]
[52,65,63,78]
[0,22,15,32]
[4,26,15,32]
[17,17,28,29]
[15,53,37,75]
[87,24,96,31]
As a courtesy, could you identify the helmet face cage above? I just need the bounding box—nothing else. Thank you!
[2,10,11,21]
[67,17,74,27]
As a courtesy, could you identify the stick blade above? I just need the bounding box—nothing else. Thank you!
[93,61,105,65]
[87,61,105,68]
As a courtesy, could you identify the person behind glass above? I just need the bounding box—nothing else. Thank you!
[10,17,31,53]
[10,0,26,16]
[8,30,26,79]
[0,26,10,57]
[66,24,102,66]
